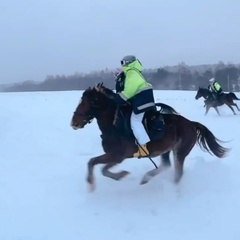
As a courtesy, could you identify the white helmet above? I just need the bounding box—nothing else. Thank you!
[209,78,215,82]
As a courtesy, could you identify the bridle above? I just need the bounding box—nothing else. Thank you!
[72,92,111,127]
[73,111,94,125]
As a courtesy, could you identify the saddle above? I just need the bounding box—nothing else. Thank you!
[205,92,225,105]
[114,105,165,141]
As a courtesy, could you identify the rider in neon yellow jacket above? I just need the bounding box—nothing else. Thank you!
[97,55,156,158]
[117,58,155,114]
[208,78,223,100]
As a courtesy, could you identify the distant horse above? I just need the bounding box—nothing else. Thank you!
[195,87,240,115]
[70,84,229,191]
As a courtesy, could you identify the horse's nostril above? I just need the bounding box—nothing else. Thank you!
[71,120,77,127]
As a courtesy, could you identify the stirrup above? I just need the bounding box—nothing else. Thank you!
[133,144,149,158]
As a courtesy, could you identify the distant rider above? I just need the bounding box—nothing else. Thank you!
[208,78,223,101]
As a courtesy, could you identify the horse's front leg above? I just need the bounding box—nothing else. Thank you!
[102,163,130,181]
[87,153,111,191]
[214,107,221,116]
[87,153,128,191]
[204,100,206,107]
[205,105,210,115]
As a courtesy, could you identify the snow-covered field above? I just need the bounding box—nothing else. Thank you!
[1,90,240,240]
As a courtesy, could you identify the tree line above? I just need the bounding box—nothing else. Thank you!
[2,61,240,92]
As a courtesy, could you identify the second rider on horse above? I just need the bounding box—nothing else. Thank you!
[208,78,224,101]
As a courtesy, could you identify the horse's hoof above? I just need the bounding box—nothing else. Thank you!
[174,176,182,184]
[88,182,96,192]
[140,179,148,185]
[86,175,96,192]
[140,174,151,185]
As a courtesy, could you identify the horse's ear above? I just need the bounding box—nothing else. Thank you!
[96,82,103,88]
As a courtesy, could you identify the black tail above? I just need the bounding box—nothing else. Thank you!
[192,121,230,158]
[228,92,240,100]
[155,103,179,115]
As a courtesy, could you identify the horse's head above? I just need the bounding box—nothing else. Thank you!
[195,87,205,100]
[70,84,115,130]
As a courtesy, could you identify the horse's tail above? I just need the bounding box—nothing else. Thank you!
[155,103,179,115]
[228,92,240,100]
[192,121,230,158]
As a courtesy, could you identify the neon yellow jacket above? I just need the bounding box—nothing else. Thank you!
[209,81,222,93]
[119,60,152,100]
[115,60,155,114]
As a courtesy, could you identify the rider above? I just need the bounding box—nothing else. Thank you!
[208,78,223,100]
[120,55,156,157]
[103,55,156,157]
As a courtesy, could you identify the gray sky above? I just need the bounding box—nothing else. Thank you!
[1,0,240,84]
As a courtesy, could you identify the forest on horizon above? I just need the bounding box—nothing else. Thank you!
[1,61,240,92]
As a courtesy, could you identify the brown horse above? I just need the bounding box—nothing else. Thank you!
[70,84,229,191]
[195,87,240,115]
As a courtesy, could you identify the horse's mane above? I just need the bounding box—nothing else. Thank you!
[83,85,114,99]
[81,85,117,111]
[198,87,208,90]
[83,83,179,115]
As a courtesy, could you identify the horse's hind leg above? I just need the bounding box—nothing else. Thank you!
[173,153,185,183]
[173,134,195,183]
[140,151,171,185]
[235,104,240,111]
[232,103,240,111]
[226,104,236,115]
[214,107,220,116]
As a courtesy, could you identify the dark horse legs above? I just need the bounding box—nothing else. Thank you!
[172,130,196,183]
[140,126,196,185]
[102,164,130,181]
[140,151,171,185]
[86,153,129,191]
[87,151,172,189]
[205,104,220,116]
[205,95,238,115]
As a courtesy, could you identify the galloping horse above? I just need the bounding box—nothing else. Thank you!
[195,87,240,115]
[71,84,229,191]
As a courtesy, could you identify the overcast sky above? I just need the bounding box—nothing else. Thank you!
[1,0,240,84]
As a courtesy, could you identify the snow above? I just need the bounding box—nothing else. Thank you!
[1,90,240,240]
